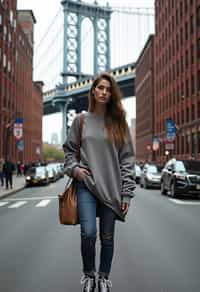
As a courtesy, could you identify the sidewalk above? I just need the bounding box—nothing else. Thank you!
[0,175,26,199]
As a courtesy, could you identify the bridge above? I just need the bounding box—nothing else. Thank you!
[39,0,154,144]
[43,62,136,115]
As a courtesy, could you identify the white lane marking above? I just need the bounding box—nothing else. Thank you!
[169,199,200,205]
[0,202,9,207]
[36,200,51,207]
[8,201,27,208]
[3,196,57,201]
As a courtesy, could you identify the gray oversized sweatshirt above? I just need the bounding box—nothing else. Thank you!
[63,112,136,221]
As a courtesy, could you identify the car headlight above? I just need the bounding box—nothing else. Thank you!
[146,174,153,180]
[26,176,31,180]
[41,175,45,179]
[176,174,186,180]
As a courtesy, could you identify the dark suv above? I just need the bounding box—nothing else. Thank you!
[161,159,200,198]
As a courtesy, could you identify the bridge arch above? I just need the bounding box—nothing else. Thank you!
[61,0,112,84]
[81,17,94,75]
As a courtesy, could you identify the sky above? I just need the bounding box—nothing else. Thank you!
[17,0,155,143]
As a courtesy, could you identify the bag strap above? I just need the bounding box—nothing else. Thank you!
[77,113,84,161]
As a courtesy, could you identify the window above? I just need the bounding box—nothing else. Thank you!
[186,79,189,97]
[190,15,194,34]
[181,55,184,72]
[197,6,200,26]
[186,134,190,153]
[191,45,194,64]
[197,101,200,118]
[191,75,195,95]
[198,131,200,153]
[9,10,13,24]
[198,71,200,92]
[191,104,195,120]
[185,21,188,41]
[186,107,189,122]
[184,0,187,12]
[180,27,183,45]
[182,109,184,123]
[3,53,6,68]
[191,133,195,154]
[181,135,185,154]
[197,39,200,60]
[186,50,189,67]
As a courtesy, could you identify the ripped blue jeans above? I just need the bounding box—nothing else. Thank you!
[77,181,116,278]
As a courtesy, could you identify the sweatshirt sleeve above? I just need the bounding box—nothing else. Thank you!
[119,129,136,204]
[62,114,81,177]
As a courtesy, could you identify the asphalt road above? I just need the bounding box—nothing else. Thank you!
[0,178,200,292]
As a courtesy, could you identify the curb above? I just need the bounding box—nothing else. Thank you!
[0,186,26,200]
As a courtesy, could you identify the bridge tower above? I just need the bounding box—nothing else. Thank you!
[57,0,112,145]
[61,0,112,84]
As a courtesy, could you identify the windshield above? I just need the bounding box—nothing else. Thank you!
[36,167,45,176]
[183,160,200,172]
[175,161,186,172]
[147,165,160,174]
[135,165,141,173]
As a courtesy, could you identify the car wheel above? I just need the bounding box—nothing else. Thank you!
[144,180,148,189]
[161,181,167,195]
[171,182,177,198]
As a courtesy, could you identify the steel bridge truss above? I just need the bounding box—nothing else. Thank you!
[61,0,112,84]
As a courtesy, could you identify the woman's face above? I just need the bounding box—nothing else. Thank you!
[93,78,111,105]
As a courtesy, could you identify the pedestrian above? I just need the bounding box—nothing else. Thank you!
[63,72,136,292]
[3,159,15,189]
[16,161,21,176]
[0,158,4,186]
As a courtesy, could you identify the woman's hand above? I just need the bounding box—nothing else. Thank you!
[121,202,129,216]
[74,167,90,181]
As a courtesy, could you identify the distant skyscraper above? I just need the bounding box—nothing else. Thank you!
[51,133,59,145]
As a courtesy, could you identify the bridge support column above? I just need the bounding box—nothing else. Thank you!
[60,103,67,146]
[60,98,72,145]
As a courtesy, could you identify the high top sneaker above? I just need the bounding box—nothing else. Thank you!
[98,277,112,292]
[80,275,96,292]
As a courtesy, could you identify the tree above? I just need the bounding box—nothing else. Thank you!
[43,143,64,162]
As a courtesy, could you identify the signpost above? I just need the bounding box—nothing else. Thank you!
[13,118,23,140]
[17,140,24,152]
[165,118,177,154]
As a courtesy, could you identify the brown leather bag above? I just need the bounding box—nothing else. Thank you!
[58,113,84,225]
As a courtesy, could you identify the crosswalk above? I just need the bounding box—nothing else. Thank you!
[0,197,56,209]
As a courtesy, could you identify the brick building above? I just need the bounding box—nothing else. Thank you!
[154,0,200,163]
[0,1,43,163]
[135,35,155,162]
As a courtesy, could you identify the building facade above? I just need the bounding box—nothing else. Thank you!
[154,0,200,163]
[135,35,155,162]
[0,1,43,163]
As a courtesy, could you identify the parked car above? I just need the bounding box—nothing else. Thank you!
[46,164,57,182]
[25,166,49,186]
[161,159,200,198]
[133,164,142,183]
[140,164,162,189]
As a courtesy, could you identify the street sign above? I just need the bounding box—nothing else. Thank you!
[165,142,174,150]
[165,118,177,142]
[17,140,24,151]
[13,118,24,140]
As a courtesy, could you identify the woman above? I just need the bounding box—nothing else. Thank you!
[63,72,135,292]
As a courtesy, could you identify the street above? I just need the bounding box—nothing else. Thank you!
[0,178,200,292]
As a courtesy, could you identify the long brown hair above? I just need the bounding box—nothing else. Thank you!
[88,72,128,145]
